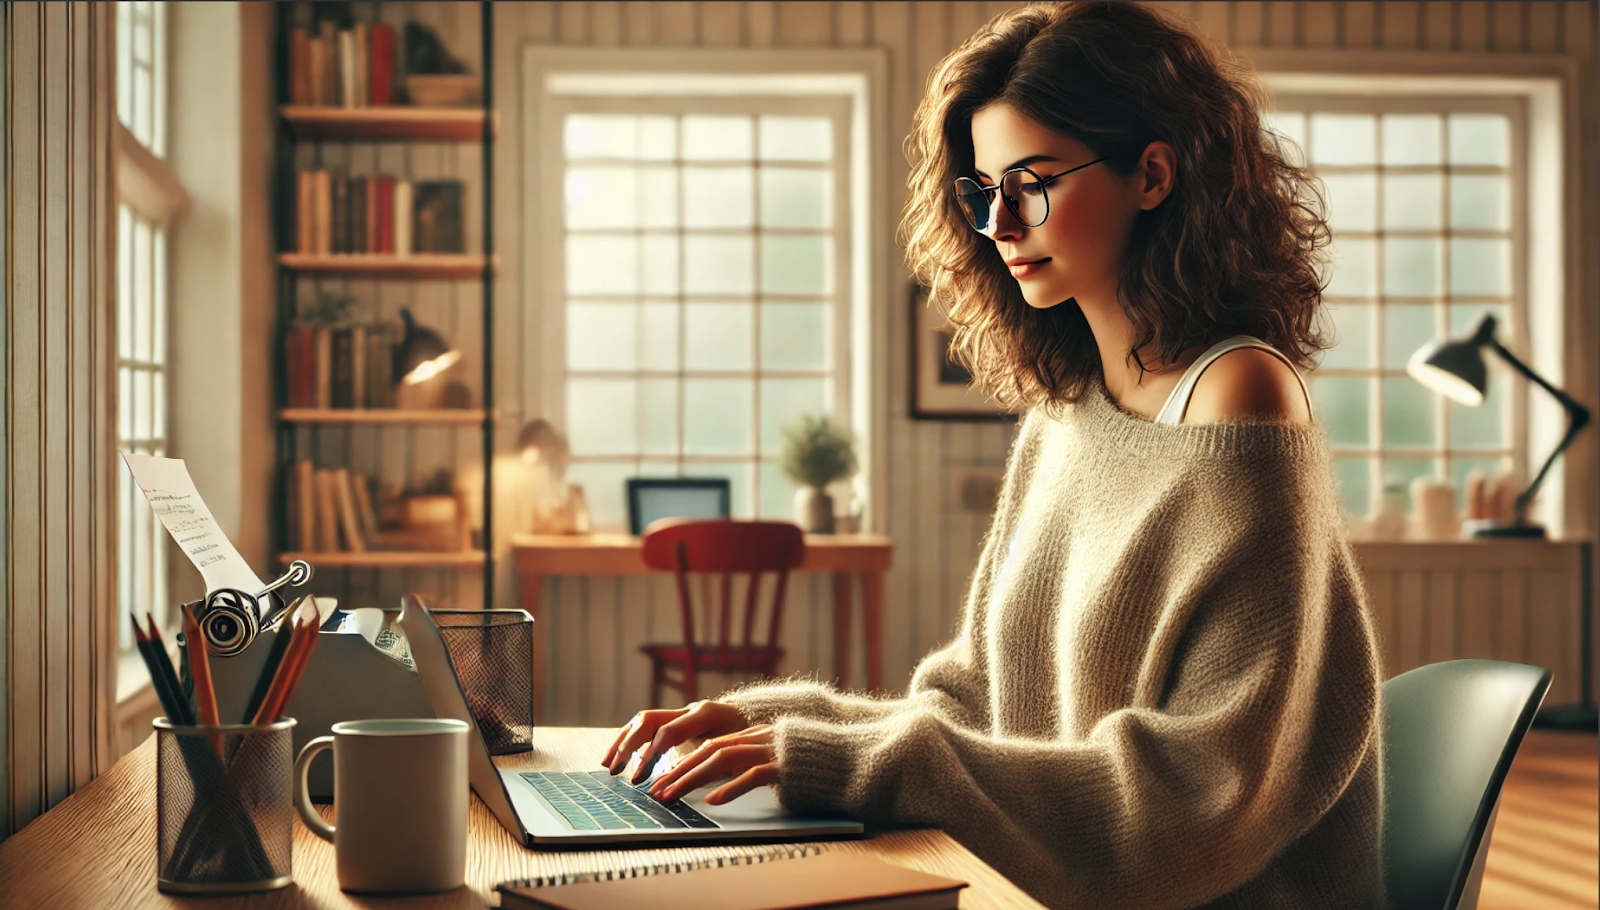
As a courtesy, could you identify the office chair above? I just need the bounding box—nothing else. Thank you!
[1382,659,1552,910]
[639,518,805,706]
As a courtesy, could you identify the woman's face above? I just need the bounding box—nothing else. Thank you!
[967,103,1173,310]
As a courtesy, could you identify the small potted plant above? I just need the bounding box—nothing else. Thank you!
[779,414,857,534]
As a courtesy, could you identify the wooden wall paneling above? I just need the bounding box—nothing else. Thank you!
[1365,569,1398,678]
[1426,568,1458,667]
[557,2,591,44]
[1490,0,1528,53]
[1297,2,1338,49]
[584,575,619,724]
[1421,0,1455,51]
[1231,1,1265,48]
[698,1,745,47]
[1264,0,1298,47]
[1395,571,1428,677]
[590,1,624,46]
[984,2,1017,27]
[1495,569,1528,664]
[1528,569,1573,704]
[1563,1,1595,56]
[623,1,657,47]
[777,1,834,47]
[1457,1,1492,52]
[746,0,777,48]
[1192,1,1232,46]
[654,2,698,46]
[1341,0,1376,49]
[615,577,650,715]
[1377,1,1420,51]
[1459,568,1497,660]
[949,2,988,47]
[836,1,868,46]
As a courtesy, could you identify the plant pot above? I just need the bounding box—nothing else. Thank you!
[793,487,834,534]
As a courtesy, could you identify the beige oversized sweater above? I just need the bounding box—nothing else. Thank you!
[721,370,1386,910]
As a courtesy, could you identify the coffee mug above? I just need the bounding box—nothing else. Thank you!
[294,718,469,894]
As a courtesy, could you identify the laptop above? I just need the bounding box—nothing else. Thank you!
[397,595,865,846]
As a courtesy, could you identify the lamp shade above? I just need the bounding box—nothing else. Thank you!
[1405,314,1497,407]
[395,307,461,386]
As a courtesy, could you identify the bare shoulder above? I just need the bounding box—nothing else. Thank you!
[1183,347,1312,425]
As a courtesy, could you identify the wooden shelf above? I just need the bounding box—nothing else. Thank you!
[280,408,494,425]
[277,253,495,280]
[278,550,487,569]
[280,105,495,141]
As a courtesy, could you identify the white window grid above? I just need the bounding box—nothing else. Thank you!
[115,0,173,655]
[547,95,853,531]
[1264,95,1528,523]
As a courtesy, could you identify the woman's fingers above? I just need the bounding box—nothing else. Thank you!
[649,737,774,802]
[706,762,779,805]
[629,701,720,782]
[643,725,773,791]
[604,708,687,774]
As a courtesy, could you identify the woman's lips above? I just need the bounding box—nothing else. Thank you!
[1009,258,1050,279]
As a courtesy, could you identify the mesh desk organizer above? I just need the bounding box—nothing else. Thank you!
[207,603,534,799]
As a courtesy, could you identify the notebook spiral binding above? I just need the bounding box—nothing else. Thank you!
[499,844,825,889]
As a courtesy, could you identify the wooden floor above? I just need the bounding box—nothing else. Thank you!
[1480,730,1598,910]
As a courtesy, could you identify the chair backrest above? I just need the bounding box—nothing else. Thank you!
[1381,659,1551,910]
[640,518,805,653]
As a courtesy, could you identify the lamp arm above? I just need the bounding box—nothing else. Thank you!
[1487,339,1593,520]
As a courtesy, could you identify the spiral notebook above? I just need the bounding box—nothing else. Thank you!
[496,847,967,910]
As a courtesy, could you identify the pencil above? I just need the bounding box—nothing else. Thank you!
[131,614,193,726]
[145,614,195,727]
[182,602,224,756]
[240,596,300,724]
[251,599,317,726]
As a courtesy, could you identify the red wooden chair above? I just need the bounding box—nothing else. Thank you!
[639,518,805,707]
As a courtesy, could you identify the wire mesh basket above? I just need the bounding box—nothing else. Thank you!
[434,609,535,754]
[155,717,295,894]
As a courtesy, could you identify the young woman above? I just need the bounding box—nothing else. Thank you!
[601,4,1384,908]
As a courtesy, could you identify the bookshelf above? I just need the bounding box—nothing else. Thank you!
[273,2,496,611]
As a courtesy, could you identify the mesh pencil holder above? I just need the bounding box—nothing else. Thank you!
[154,717,295,894]
[434,608,535,754]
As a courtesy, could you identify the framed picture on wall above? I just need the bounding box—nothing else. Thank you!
[909,283,1017,421]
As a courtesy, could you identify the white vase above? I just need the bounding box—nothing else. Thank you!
[793,487,834,533]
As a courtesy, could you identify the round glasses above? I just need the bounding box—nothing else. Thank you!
[952,157,1110,236]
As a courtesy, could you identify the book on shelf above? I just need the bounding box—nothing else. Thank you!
[350,177,367,255]
[292,169,451,260]
[369,23,395,106]
[333,468,368,553]
[286,14,415,109]
[285,319,396,410]
[295,460,316,553]
[312,468,341,552]
[413,180,464,254]
[393,179,413,256]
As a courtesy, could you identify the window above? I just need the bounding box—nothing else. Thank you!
[115,1,177,661]
[554,97,852,531]
[1264,98,1525,524]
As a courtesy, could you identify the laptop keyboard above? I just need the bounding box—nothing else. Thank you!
[521,771,720,831]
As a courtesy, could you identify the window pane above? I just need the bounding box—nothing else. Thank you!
[1323,237,1377,299]
[566,235,639,295]
[1448,114,1509,167]
[681,461,753,519]
[1261,111,1307,167]
[152,370,165,441]
[567,302,638,371]
[639,116,677,161]
[1382,173,1443,231]
[1450,303,1508,341]
[760,168,831,229]
[639,165,678,228]
[152,226,166,364]
[684,302,753,371]
[1383,238,1443,298]
[760,378,830,455]
[133,216,152,361]
[1321,173,1376,232]
[1381,114,1443,166]
[682,115,752,161]
[567,379,639,455]
[683,379,752,455]
[565,166,639,230]
[133,64,153,149]
[758,116,831,161]
[1383,304,1439,371]
[1449,238,1510,296]
[640,379,678,455]
[1311,376,1370,447]
[118,206,134,359]
[684,235,753,294]
[683,166,753,229]
[761,303,829,370]
[760,235,828,295]
[118,366,134,441]
[640,302,679,370]
[758,461,796,520]
[1381,457,1441,509]
[642,234,679,295]
[565,115,639,159]
[1449,363,1505,449]
[116,3,132,127]
[1449,175,1510,231]
[1309,113,1376,166]
[1332,456,1373,520]
[566,461,638,531]
[1319,303,1372,369]
[1383,376,1436,448]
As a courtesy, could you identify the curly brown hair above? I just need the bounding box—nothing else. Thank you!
[899,1,1333,417]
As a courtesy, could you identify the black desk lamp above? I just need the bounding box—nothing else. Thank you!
[1405,313,1591,538]
[395,307,461,386]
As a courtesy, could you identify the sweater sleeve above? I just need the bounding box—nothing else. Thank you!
[766,455,1382,910]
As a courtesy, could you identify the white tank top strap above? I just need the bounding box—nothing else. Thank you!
[1153,335,1311,426]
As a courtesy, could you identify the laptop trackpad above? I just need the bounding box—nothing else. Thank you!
[684,785,785,824]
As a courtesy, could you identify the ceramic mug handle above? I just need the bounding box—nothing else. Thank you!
[295,736,336,843]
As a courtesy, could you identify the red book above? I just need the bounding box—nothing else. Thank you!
[290,323,316,406]
[369,23,395,106]
[375,175,395,253]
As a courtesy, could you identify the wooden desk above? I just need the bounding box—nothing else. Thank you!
[0,727,1043,910]
[512,533,893,719]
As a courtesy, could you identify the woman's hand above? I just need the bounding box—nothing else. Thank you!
[600,700,754,784]
[646,724,777,805]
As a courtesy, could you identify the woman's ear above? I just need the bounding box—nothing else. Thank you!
[1135,141,1177,211]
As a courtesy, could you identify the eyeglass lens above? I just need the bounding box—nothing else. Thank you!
[954,170,1050,233]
